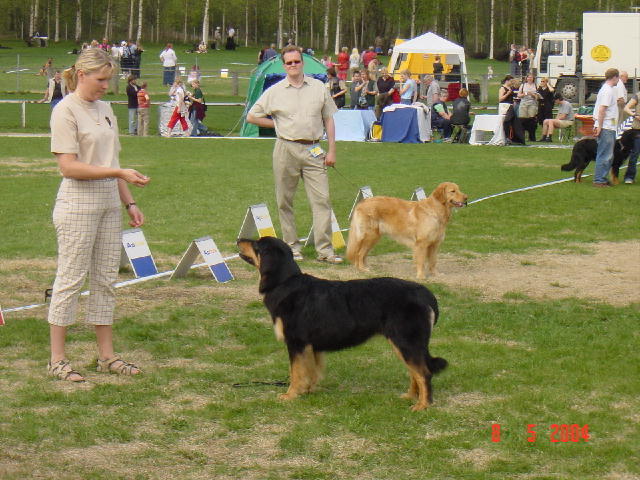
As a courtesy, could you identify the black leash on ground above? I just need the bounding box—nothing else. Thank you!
[232,380,289,388]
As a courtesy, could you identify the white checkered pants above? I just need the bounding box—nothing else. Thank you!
[47,178,121,326]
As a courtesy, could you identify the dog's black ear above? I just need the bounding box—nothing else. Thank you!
[257,237,301,293]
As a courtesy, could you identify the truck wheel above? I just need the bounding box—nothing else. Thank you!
[556,79,579,102]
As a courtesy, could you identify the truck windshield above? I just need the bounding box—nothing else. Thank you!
[539,40,564,74]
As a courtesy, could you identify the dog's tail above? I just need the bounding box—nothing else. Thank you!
[427,355,448,374]
[560,153,579,172]
[346,207,363,263]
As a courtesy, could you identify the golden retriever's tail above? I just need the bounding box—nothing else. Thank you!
[346,207,364,263]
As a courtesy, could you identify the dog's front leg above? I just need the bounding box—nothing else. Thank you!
[413,242,428,279]
[280,345,315,400]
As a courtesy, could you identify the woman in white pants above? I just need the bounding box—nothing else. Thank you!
[48,48,150,382]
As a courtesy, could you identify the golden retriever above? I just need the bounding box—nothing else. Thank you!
[346,182,467,279]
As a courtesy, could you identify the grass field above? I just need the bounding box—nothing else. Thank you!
[1,136,639,479]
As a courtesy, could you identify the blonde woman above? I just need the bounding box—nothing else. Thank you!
[399,69,416,105]
[47,48,150,382]
[349,47,360,79]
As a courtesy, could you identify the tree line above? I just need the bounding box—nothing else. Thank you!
[1,0,636,58]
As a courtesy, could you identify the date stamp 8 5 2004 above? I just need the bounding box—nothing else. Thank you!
[491,424,590,443]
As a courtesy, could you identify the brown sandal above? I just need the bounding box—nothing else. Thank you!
[47,359,85,382]
[96,355,141,375]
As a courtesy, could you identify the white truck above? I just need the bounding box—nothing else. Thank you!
[533,11,640,101]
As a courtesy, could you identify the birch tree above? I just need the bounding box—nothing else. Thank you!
[309,0,314,48]
[137,0,143,43]
[183,0,188,43]
[334,0,341,55]
[522,0,528,46]
[489,0,494,58]
[156,0,160,42]
[34,0,40,34]
[75,0,82,42]
[54,0,59,42]
[293,0,298,45]
[244,0,249,47]
[202,0,210,45]
[29,1,34,38]
[104,0,112,40]
[323,0,329,52]
[128,0,134,40]
[277,0,283,48]
[410,0,416,38]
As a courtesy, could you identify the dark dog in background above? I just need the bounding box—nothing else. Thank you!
[561,131,634,183]
[237,236,448,411]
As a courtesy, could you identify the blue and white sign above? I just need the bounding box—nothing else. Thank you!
[121,229,158,278]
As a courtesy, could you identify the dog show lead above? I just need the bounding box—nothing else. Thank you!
[47,48,150,382]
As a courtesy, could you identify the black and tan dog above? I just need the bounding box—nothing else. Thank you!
[561,131,635,183]
[237,236,448,411]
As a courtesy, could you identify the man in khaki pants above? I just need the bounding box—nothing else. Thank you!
[247,45,342,264]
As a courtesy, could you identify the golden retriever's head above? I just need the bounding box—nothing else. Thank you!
[431,182,468,208]
[237,237,301,293]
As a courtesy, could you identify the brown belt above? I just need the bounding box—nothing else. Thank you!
[280,138,320,145]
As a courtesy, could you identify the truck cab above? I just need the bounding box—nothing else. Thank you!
[535,32,580,100]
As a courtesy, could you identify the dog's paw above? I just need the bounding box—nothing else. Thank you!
[410,402,430,412]
[279,392,299,401]
[400,392,418,400]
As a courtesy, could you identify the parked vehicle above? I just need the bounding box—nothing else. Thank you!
[533,11,640,101]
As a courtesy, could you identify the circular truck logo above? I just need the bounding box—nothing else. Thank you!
[590,45,611,63]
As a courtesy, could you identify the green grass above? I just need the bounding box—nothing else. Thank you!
[1,137,639,479]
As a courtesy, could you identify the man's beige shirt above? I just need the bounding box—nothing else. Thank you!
[51,92,121,169]
[248,76,337,141]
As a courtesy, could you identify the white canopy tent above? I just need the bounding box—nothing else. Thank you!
[388,32,468,87]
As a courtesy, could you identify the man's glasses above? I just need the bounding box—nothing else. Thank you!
[284,60,302,66]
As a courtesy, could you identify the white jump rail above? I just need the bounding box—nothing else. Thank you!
[0,100,246,128]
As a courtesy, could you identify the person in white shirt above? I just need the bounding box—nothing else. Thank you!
[616,70,628,124]
[159,43,177,86]
[592,68,620,187]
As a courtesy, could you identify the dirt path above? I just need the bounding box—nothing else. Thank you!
[363,240,640,306]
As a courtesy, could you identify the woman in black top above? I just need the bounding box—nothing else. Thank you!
[375,67,396,119]
[126,75,139,135]
[432,56,444,81]
[536,77,555,125]
[498,75,526,145]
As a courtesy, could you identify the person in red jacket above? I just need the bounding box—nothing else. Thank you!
[337,47,349,81]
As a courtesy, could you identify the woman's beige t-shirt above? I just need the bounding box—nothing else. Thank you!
[50,92,121,168]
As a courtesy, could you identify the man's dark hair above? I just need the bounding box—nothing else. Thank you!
[553,92,564,101]
[326,67,337,76]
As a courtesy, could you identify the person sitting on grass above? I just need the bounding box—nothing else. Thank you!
[539,93,574,142]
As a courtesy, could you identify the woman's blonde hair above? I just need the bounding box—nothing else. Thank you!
[401,69,411,77]
[351,47,359,55]
[62,48,116,91]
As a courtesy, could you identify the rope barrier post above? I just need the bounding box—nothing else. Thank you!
[21,101,26,129]
[480,74,489,104]
[16,54,20,91]
[578,74,585,107]
[232,71,239,96]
